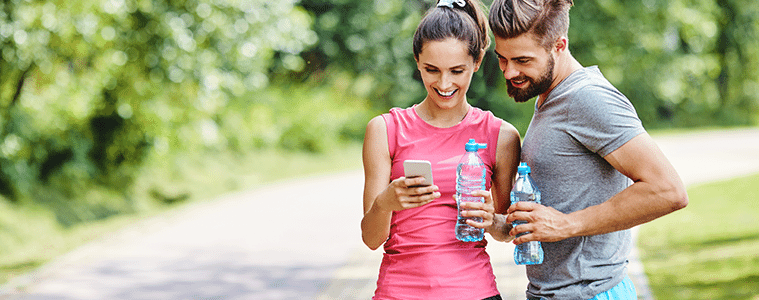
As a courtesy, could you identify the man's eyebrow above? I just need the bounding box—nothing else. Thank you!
[494,50,532,62]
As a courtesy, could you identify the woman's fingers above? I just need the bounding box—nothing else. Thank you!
[460,190,495,228]
[397,181,440,209]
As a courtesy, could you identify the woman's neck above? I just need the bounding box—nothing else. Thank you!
[415,100,471,128]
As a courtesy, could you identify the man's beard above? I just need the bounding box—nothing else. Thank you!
[507,56,555,103]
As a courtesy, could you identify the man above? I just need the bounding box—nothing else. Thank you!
[487,0,689,299]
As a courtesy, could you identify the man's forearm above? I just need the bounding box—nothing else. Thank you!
[568,180,688,237]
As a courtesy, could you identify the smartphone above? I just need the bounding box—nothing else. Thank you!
[403,160,434,187]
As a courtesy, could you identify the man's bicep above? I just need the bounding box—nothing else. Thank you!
[603,132,675,183]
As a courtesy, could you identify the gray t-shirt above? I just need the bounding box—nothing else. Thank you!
[521,66,646,299]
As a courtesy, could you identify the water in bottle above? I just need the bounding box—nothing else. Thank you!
[455,139,487,242]
[511,162,544,265]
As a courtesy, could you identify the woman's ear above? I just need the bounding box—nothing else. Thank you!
[473,49,486,72]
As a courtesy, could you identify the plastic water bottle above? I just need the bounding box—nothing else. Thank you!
[455,139,487,242]
[511,162,544,265]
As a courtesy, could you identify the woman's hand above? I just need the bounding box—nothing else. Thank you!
[459,190,496,229]
[375,176,440,212]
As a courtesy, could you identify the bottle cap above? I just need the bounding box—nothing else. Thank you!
[465,139,487,152]
[518,162,531,174]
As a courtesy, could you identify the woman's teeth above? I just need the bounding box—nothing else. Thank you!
[437,89,456,97]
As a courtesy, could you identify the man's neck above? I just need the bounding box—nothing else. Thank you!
[537,52,583,107]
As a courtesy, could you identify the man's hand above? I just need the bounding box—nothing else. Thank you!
[506,201,578,244]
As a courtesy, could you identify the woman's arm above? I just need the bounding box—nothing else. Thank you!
[487,120,521,241]
[360,116,440,250]
[361,116,394,250]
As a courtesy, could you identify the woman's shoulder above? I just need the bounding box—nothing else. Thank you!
[367,114,386,125]
[470,107,517,132]
[497,119,519,137]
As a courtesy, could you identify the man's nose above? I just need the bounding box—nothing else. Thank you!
[502,63,520,80]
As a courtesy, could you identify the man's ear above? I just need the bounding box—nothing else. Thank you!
[554,36,568,53]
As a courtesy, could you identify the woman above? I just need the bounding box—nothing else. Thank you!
[361,0,521,299]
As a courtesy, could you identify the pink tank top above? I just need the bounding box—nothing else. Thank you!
[373,106,502,300]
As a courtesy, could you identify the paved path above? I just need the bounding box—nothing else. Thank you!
[2,128,758,300]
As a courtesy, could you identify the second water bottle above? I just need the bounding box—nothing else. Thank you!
[511,162,544,265]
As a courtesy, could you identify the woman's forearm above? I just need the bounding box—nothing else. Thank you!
[361,200,393,250]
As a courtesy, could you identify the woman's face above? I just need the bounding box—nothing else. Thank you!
[416,38,481,109]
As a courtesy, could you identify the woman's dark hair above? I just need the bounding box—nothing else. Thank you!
[412,0,490,63]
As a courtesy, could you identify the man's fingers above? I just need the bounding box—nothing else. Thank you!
[507,201,540,214]
[506,210,533,223]
[512,231,536,245]
[510,221,534,235]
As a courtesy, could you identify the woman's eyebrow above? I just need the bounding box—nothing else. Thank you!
[422,63,467,69]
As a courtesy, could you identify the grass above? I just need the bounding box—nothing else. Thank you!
[0,142,363,285]
[638,172,759,300]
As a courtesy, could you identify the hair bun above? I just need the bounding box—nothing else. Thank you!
[437,0,466,8]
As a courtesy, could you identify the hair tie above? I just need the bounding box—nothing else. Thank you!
[437,0,466,8]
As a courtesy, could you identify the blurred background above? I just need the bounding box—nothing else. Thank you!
[0,0,757,299]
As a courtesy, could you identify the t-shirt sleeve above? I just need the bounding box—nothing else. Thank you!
[566,84,646,157]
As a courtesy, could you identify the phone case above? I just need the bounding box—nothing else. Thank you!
[403,160,433,186]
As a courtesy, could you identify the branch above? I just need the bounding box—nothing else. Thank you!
[10,68,30,108]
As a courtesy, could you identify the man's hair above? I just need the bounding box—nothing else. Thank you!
[413,0,490,63]
[489,0,573,50]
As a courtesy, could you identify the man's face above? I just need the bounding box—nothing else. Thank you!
[493,34,556,103]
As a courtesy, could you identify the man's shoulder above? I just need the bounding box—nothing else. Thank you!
[560,66,618,96]
[556,68,630,109]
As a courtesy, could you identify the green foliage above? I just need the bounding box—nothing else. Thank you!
[639,173,759,299]
[0,0,319,207]
[296,0,534,133]
[298,0,759,132]
[570,0,759,128]
[224,79,373,154]
[1,0,759,273]
[298,0,428,109]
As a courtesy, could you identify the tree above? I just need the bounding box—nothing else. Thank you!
[0,0,315,220]
[299,0,759,129]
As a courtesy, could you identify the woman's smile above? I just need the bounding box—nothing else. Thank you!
[436,88,457,98]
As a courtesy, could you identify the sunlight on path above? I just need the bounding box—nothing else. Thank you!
[2,128,758,300]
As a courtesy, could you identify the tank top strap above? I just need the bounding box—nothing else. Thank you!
[381,108,401,160]
[483,110,502,167]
